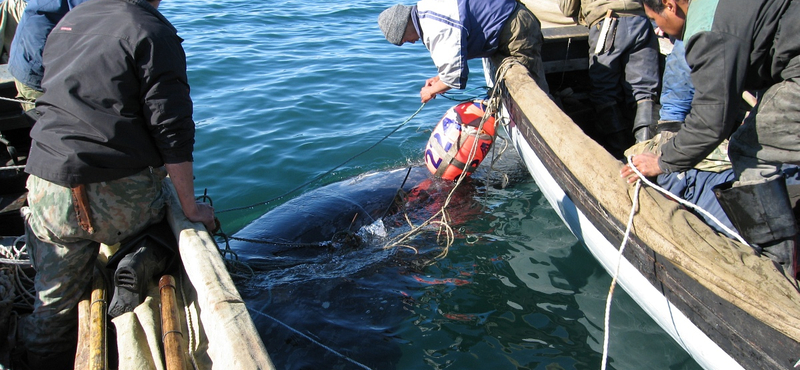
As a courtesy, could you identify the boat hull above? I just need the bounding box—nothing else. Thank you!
[483,48,800,368]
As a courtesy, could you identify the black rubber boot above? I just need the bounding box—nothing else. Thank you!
[713,177,799,277]
[107,238,169,318]
[595,104,632,158]
[632,99,655,143]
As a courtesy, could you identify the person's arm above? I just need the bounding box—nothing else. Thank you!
[165,161,215,231]
[420,75,451,103]
[658,31,747,173]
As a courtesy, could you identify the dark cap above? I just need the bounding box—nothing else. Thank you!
[378,4,412,46]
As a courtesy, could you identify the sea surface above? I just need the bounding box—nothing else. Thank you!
[160,1,702,369]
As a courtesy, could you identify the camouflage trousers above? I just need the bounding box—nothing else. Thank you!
[21,167,167,354]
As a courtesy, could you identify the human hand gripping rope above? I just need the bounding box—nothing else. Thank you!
[601,157,752,370]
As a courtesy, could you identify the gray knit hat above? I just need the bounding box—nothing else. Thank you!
[378,4,412,46]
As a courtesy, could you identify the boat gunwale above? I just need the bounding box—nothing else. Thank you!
[487,56,800,369]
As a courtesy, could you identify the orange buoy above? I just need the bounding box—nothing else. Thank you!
[424,100,496,180]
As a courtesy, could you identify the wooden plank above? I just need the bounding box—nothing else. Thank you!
[542,25,588,41]
[163,179,275,369]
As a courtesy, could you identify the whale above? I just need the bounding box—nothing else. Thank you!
[229,166,434,263]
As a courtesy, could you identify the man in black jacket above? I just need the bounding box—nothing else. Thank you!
[622,0,800,277]
[20,0,214,367]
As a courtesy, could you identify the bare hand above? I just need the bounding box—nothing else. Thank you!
[184,202,216,231]
[620,153,664,183]
[425,75,440,87]
[420,86,437,103]
[420,76,450,103]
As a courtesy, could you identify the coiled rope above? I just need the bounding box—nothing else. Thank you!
[0,236,35,311]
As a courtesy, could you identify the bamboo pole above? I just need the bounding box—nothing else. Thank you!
[89,270,107,370]
[159,275,186,370]
[74,283,91,369]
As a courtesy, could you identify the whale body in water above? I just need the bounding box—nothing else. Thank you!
[230,166,435,261]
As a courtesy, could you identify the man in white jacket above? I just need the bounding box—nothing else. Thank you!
[378,0,548,103]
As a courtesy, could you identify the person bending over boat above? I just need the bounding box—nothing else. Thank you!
[17,0,215,368]
[629,38,739,237]
[558,0,661,157]
[622,0,800,278]
[377,0,548,103]
[7,0,91,110]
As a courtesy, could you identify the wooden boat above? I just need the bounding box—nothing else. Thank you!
[0,64,274,369]
[482,1,800,369]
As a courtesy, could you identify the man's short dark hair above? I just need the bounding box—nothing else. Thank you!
[639,0,666,13]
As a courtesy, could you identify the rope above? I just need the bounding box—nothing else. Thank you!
[0,236,35,310]
[0,96,30,105]
[624,156,750,247]
[247,306,373,370]
[217,104,426,214]
[381,58,517,258]
[600,158,751,369]
[0,165,25,171]
[178,273,201,370]
[600,178,641,370]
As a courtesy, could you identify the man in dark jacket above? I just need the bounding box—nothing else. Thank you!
[622,0,800,277]
[19,0,215,367]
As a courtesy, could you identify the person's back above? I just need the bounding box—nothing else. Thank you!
[29,0,194,186]
[19,0,214,368]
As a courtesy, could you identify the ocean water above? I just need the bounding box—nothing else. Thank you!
[160,1,702,369]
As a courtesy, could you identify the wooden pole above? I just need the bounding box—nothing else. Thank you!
[159,275,186,370]
[89,269,107,370]
[74,283,91,369]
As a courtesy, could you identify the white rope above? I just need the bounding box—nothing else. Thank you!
[0,96,30,105]
[0,165,26,171]
[382,58,517,256]
[600,158,752,369]
[600,178,641,370]
[624,156,750,247]
[178,273,200,370]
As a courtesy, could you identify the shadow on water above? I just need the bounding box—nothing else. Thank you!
[229,146,700,370]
